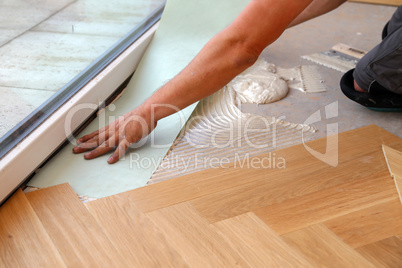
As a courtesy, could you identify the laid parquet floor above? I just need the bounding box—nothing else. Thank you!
[1,125,402,267]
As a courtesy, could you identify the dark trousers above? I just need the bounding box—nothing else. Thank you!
[354,6,402,94]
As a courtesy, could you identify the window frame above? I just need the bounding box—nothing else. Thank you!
[0,12,162,205]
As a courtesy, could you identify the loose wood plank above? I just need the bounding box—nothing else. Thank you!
[394,175,402,206]
[383,145,402,178]
[332,43,366,59]
[324,199,402,248]
[281,224,374,267]
[25,184,128,267]
[383,145,402,205]
[348,0,401,7]
[85,194,189,267]
[212,213,313,267]
[253,171,397,235]
[0,189,66,267]
[146,202,248,267]
[356,236,402,268]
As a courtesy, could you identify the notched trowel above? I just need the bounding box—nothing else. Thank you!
[302,43,367,73]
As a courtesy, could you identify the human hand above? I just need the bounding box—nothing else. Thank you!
[72,109,156,164]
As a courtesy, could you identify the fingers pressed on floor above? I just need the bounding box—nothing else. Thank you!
[107,139,130,164]
[76,130,100,144]
[72,142,99,154]
[76,122,114,144]
[83,145,115,160]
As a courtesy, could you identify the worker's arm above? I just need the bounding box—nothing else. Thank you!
[288,0,347,27]
[73,0,314,163]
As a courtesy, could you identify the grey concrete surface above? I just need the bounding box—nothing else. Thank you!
[243,2,401,140]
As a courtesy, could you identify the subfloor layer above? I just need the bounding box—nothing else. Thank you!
[2,125,402,267]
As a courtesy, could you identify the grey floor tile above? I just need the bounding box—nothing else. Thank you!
[0,29,19,47]
[0,86,54,137]
[0,0,164,139]
[32,0,164,37]
[0,31,117,91]
[0,0,75,47]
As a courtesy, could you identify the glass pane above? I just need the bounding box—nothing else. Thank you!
[0,0,165,155]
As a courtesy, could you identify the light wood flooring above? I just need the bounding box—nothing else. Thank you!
[383,144,402,206]
[1,125,402,267]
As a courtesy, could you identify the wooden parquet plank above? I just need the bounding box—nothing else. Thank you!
[383,145,402,206]
[395,175,402,205]
[0,189,66,267]
[383,145,402,178]
[253,171,397,235]
[186,127,401,223]
[192,167,395,224]
[212,212,313,267]
[126,125,401,214]
[281,224,375,267]
[324,199,402,248]
[348,0,401,7]
[25,184,128,267]
[146,202,248,267]
[85,194,189,267]
[356,236,402,268]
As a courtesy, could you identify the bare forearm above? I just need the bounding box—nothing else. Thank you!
[288,0,346,27]
[76,0,320,162]
[139,0,314,123]
[141,33,257,122]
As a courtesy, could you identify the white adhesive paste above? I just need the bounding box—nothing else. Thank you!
[151,60,318,183]
[227,59,289,104]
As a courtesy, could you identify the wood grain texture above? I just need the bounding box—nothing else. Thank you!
[281,224,374,267]
[332,43,366,59]
[383,145,402,178]
[383,145,402,206]
[85,194,189,268]
[348,0,401,6]
[395,175,402,206]
[324,199,402,248]
[356,236,402,268]
[0,189,66,267]
[190,135,400,223]
[212,213,313,267]
[146,202,248,268]
[122,167,244,213]
[127,125,401,214]
[253,171,397,235]
[25,184,128,267]
[2,125,401,267]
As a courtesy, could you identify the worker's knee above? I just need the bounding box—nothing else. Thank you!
[353,27,402,94]
[353,6,402,94]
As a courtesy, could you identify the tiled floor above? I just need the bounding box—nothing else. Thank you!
[0,0,164,138]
